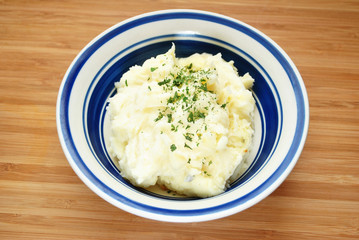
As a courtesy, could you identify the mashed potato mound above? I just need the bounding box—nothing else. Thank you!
[108,45,255,198]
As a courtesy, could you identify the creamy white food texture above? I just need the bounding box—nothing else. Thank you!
[108,45,255,198]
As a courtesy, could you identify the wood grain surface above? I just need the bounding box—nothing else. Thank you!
[1,0,358,239]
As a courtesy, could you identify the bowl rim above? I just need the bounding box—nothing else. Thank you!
[56,9,309,222]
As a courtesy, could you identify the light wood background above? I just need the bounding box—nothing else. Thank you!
[1,0,358,239]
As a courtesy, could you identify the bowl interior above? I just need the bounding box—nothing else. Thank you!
[85,39,280,199]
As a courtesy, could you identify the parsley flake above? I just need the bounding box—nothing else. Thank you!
[158,78,171,86]
[221,103,228,108]
[170,144,177,152]
[184,133,193,142]
[167,113,173,123]
[184,143,192,150]
[154,112,164,122]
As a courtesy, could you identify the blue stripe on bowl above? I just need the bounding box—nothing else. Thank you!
[58,10,308,220]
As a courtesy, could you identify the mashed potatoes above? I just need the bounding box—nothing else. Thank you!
[108,45,255,198]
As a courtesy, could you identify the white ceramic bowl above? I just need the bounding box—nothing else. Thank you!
[56,9,309,222]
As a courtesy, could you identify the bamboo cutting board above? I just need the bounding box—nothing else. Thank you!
[1,0,358,239]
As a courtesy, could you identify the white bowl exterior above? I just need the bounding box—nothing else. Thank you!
[57,9,309,222]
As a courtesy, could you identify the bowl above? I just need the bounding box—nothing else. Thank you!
[56,9,309,222]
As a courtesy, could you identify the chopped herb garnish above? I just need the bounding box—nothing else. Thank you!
[167,113,173,123]
[187,158,191,164]
[187,112,194,123]
[158,78,171,86]
[170,144,177,152]
[184,133,193,142]
[221,103,228,108]
[171,124,178,132]
[184,143,192,150]
[173,77,184,87]
[148,86,151,91]
[154,112,164,122]
[125,79,128,87]
[153,64,222,151]
[199,83,208,91]
[194,110,205,119]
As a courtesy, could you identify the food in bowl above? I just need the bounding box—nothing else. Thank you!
[107,44,255,197]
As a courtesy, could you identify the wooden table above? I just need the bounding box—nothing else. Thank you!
[1,1,358,239]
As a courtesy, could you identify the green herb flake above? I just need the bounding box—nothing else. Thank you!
[184,133,193,142]
[125,79,128,87]
[184,143,192,150]
[194,110,205,119]
[199,83,208,91]
[221,103,228,108]
[167,113,173,123]
[158,78,171,86]
[187,112,194,123]
[173,77,184,87]
[187,158,191,164]
[151,67,158,72]
[171,124,178,132]
[148,86,152,91]
[170,144,177,152]
[154,112,164,122]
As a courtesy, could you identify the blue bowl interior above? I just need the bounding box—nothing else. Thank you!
[86,40,279,199]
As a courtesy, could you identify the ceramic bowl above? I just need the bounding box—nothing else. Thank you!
[56,9,309,222]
